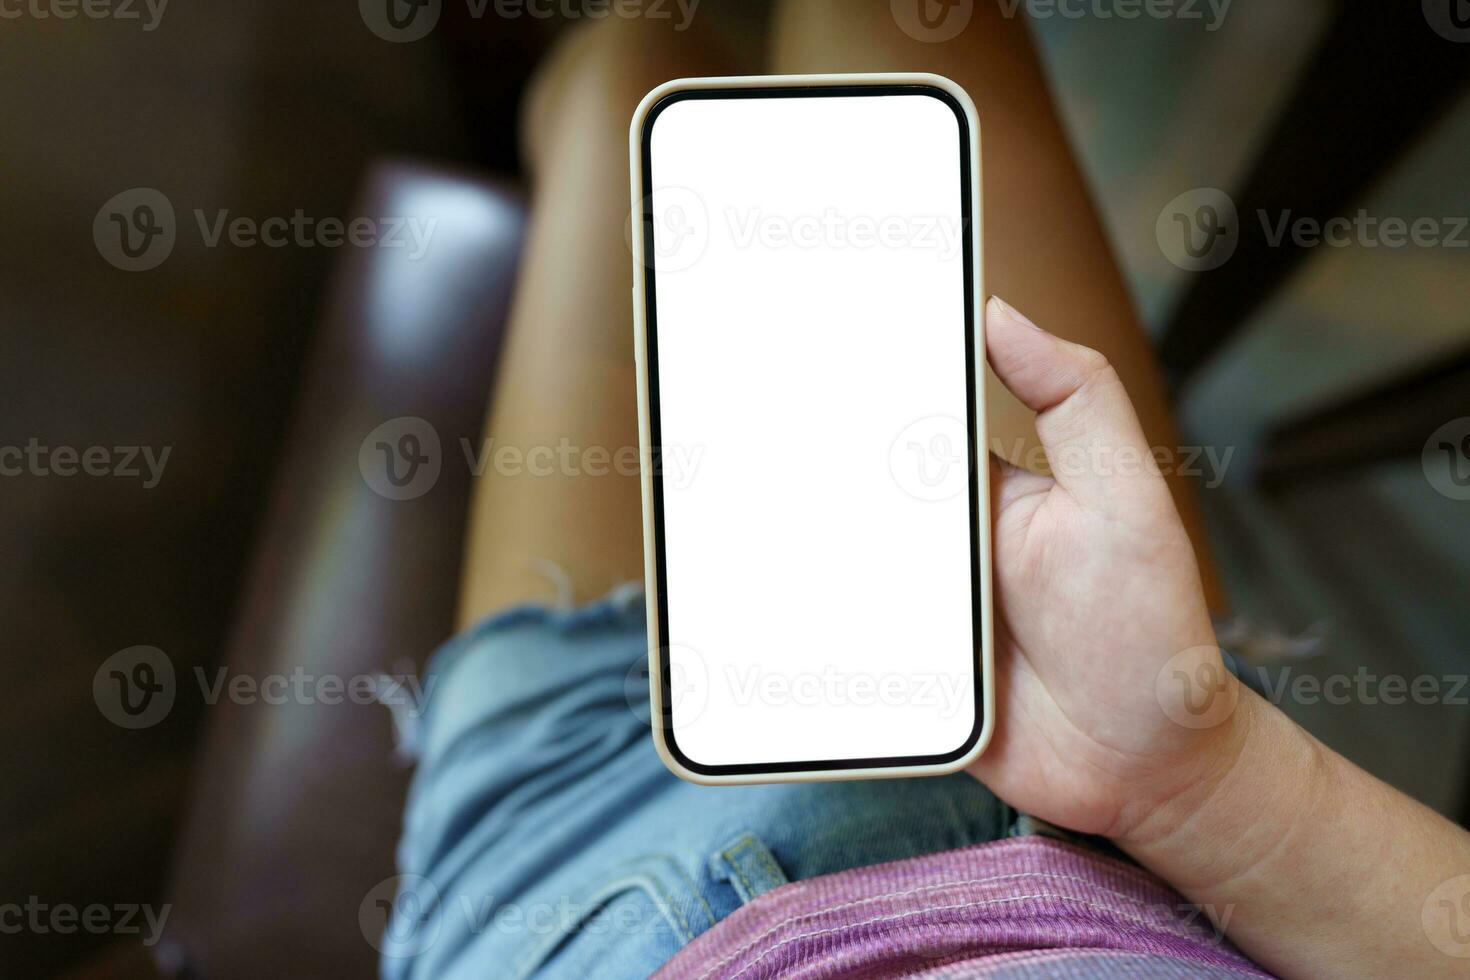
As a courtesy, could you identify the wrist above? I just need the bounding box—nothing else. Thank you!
[1119,686,1329,896]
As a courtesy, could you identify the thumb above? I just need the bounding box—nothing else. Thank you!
[985,297,1169,516]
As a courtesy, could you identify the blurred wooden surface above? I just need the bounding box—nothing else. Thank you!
[0,3,470,974]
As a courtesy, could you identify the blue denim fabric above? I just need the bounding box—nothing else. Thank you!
[381,590,1007,979]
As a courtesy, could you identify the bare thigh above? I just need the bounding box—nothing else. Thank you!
[459,2,1221,626]
[456,14,742,627]
[771,0,1221,605]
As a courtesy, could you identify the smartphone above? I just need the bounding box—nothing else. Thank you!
[629,74,993,785]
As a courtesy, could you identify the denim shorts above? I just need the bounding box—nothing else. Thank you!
[381,589,1008,979]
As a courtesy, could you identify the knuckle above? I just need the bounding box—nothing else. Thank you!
[1069,349,1125,416]
[1072,345,1112,378]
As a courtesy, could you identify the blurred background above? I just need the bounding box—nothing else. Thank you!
[3,1,1468,976]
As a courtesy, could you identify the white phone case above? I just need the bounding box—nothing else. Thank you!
[629,73,994,785]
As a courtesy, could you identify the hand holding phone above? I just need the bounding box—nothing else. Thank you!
[971,297,1228,844]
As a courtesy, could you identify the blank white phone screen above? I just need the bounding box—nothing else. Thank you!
[646,90,978,771]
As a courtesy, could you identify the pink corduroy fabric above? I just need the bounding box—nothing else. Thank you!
[655,835,1273,979]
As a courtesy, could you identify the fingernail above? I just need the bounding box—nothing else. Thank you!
[990,296,1042,332]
